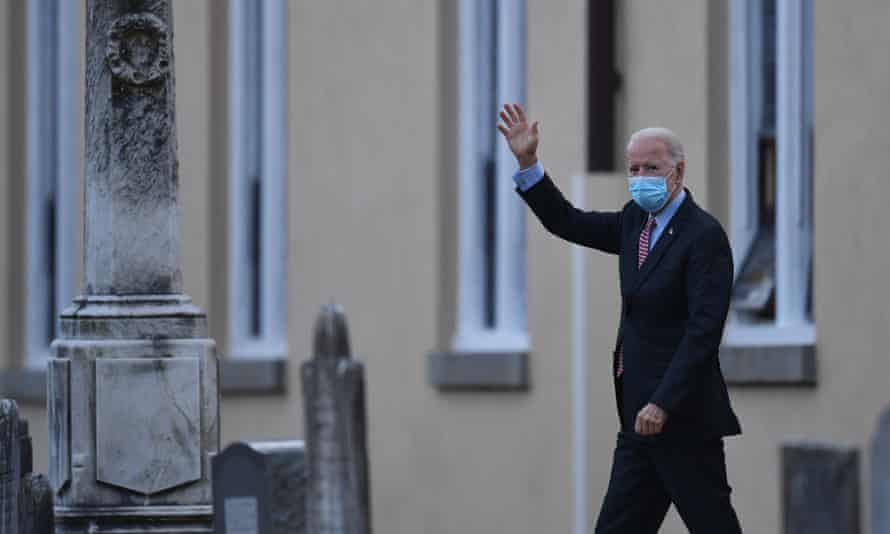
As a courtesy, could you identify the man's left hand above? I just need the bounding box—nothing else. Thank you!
[635,403,668,435]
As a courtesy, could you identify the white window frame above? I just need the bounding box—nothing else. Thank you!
[453,0,528,353]
[24,0,77,370]
[725,0,814,347]
[228,0,288,360]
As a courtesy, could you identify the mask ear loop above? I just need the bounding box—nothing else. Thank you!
[663,165,682,200]
[649,166,678,215]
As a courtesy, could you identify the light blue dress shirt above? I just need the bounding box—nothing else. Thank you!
[512,161,687,251]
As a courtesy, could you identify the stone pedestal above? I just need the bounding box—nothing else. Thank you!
[49,2,219,533]
[51,297,218,534]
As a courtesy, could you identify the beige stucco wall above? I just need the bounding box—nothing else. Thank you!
[176,0,212,315]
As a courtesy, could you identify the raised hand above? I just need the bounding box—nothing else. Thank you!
[496,103,540,169]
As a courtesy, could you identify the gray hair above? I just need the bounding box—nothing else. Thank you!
[627,127,685,163]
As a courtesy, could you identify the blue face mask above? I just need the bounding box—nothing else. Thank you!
[628,168,676,213]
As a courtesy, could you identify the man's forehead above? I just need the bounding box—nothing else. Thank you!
[625,137,669,162]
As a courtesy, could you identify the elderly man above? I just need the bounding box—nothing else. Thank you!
[497,103,742,533]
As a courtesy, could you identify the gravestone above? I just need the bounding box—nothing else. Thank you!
[0,401,52,534]
[873,405,890,533]
[1,400,21,534]
[18,474,52,534]
[301,304,371,534]
[782,442,859,534]
[212,441,306,534]
[48,1,219,533]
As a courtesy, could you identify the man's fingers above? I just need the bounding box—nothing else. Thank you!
[513,103,527,122]
[505,104,520,123]
[499,110,513,128]
[635,408,664,436]
[496,124,509,137]
[531,121,540,135]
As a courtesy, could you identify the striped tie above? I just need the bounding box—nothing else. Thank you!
[617,217,658,377]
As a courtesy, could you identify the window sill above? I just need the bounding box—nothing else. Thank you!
[719,344,816,385]
[427,351,530,391]
[0,358,288,403]
[219,358,288,396]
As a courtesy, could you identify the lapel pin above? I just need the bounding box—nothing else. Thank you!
[668,228,674,235]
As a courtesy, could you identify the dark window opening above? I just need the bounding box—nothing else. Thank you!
[586,0,618,172]
[731,137,776,320]
[246,0,264,339]
[46,196,57,344]
[249,179,262,337]
[480,0,498,329]
[483,159,497,328]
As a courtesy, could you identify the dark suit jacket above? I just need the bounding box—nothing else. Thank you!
[519,175,741,440]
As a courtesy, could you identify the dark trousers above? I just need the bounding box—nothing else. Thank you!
[594,432,742,533]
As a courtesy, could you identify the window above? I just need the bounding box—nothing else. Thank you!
[228,0,288,360]
[24,0,77,369]
[452,0,528,354]
[725,0,814,346]
[586,0,618,172]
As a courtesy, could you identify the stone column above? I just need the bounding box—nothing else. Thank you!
[49,2,219,534]
[0,401,21,534]
[301,305,372,534]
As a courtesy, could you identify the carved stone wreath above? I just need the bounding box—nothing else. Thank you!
[106,13,170,86]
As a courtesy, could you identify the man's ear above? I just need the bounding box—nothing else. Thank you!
[675,161,686,182]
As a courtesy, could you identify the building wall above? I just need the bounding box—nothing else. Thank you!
[5,1,890,533]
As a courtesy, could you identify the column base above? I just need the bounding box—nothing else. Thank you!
[55,505,213,534]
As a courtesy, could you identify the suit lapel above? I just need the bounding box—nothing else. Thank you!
[622,209,647,289]
[629,192,695,292]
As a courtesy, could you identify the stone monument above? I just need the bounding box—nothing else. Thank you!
[48,2,219,533]
[0,400,53,534]
[212,441,306,534]
[782,441,860,534]
[301,305,371,534]
[1,400,22,534]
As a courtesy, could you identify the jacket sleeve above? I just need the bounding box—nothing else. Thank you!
[649,223,733,413]
[518,174,622,254]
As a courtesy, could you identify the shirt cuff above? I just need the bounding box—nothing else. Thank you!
[512,161,545,192]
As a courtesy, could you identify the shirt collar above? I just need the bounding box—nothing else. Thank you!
[651,188,686,229]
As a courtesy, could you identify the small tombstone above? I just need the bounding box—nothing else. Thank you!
[16,421,30,479]
[301,304,372,534]
[212,441,306,534]
[0,400,21,534]
[18,474,52,534]
[873,405,890,533]
[782,442,860,534]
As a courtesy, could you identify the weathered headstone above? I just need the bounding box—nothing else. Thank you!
[15,422,30,482]
[782,442,860,534]
[873,405,890,533]
[0,402,52,534]
[212,441,306,534]
[0,401,21,534]
[18,474,52,534]
[301,304,372,534]
[48,1,219,534]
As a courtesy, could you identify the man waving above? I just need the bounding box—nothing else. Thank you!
[498,103,742,533]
